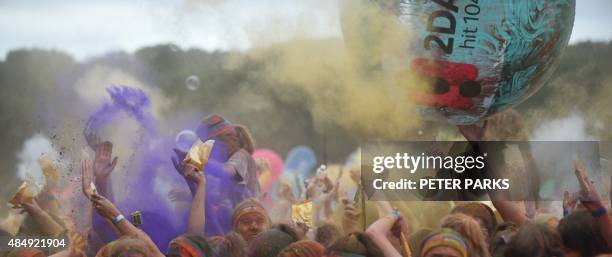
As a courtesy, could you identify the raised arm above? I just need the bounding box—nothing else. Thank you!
[575,159,612,249]
[490,201,528,227]
[341,198,361,233]
[81,152,119,241]
[172,148,198,196]
[17,199,65,237]
[457,122,529,226]
[91,141,118,201]
[90,194,164,257]
[365,211,408,257]
[181,161,207,237]
[172,148,232,197]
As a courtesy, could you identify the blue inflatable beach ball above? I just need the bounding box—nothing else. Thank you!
[341,0,575,124]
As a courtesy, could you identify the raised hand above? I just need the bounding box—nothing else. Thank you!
[563,190,579,212]
[341,198,361,231]
[294,222,310,239]
[16,198,65,237]
[391,215,409,239]
[181,160,206,186]
[365,211,405,257]
[67,230,88,257]
[326,180,340,203]
[575,159,612,250]
[81,155,95,200]
[93,142,118,179]
[457,120,489,142]
[575,159,603,211]
[91,194,121,220]
[17,199,44,215]
[327,169,344,202]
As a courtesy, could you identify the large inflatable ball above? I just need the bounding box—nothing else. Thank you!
[341,0,575,124]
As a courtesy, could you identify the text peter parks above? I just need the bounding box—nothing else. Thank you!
[369,152,509,191]
[360,141,606,202]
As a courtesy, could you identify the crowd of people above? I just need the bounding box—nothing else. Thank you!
[1,111,611,257]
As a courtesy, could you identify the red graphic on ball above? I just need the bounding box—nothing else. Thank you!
[410,58,481,110]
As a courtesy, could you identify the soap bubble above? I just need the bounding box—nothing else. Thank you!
[175,130,198,152]
[185,75,201,91]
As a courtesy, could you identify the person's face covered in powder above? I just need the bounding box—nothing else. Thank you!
[236,211,269,242]
[232,199,271,243]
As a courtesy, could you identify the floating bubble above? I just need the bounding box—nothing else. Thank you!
[175,130,198,152]
[185,75,201,91]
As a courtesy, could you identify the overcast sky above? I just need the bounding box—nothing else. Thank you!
[1,0,610,60]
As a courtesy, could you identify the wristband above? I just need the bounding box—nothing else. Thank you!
[591,207,607,218]
[112,214,125,225]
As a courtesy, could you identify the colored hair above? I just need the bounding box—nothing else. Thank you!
[504,223,562,257]
[207,232,247,257]
[278,240,325,257]
[558,210,609,257]
[219,125,255,155]
[441,213,491,257]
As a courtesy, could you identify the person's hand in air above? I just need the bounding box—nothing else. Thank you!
[93,141,118,179]
[81,155,95,200]
[90,194,121,221]
[457,120,489,142]
[181,160,206,187]
[575,159,603,211]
